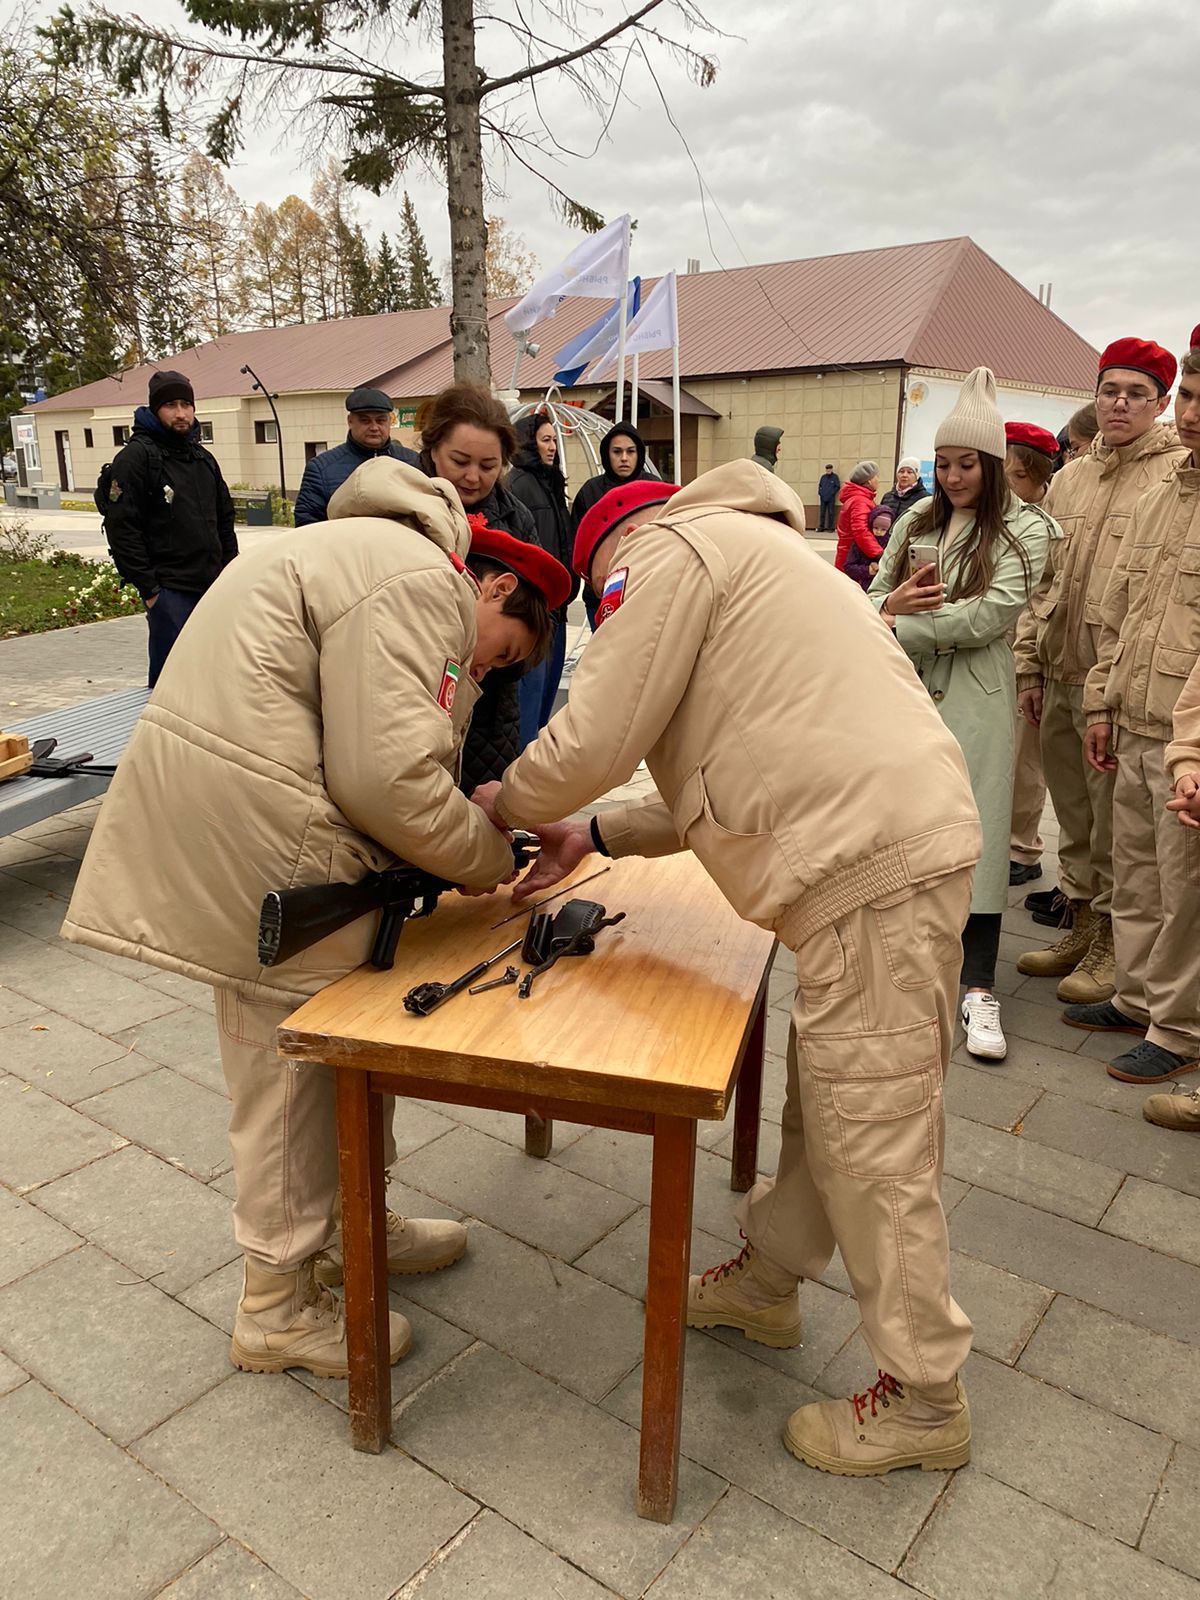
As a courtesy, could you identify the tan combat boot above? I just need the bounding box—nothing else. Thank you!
[1143,1085,1200,1132]
[785,1370,970,1476]
[314,1213,467,1286]
[231,1255,411,1378]
[686,1236,802,1348]
[1055,913,1116,1004]
[1016,901,1094,979]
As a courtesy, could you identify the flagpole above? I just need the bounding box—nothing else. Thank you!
[631,352,639,428]
[672,335,682,481]
[615,278,628,424]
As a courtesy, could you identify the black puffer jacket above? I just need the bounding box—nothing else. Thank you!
[419,459,538,794]
[508,419,576,611]
[880,479,931,520]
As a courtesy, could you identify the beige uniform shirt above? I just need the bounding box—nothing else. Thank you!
[1013,422,1185,690]
[1084,458,1200,741]
[496,461,981,951]
[1165,654,1200,784]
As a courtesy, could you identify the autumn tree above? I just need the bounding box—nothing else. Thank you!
[273,195,325,324]
[238,203,285,328]
[485,216,539,299]
[177,153,245,338]
[43,0,718,384]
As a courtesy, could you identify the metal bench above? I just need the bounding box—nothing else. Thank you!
[0,686,150,837]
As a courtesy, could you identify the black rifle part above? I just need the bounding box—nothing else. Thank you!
[518,900,626,998]
[468,965,520,995]
[403,938,523,1016]
[27,736,117,780]
[256,831,540,971]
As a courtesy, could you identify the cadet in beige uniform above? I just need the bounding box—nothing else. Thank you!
[62,461,569,1378]
[1014,338,1186,1001]
[1073,336,1200,1085]
[476,463,983,1477]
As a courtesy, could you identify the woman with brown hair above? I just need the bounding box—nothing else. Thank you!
[416,383,539,792]
[870,369,1054,1061]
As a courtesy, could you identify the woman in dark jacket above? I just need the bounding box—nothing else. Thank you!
[417,383,538,793]
[509,413,574,744]
[880,457,931,520]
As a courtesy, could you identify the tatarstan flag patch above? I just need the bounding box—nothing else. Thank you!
[594,566,629,627]
[437,659,461,713]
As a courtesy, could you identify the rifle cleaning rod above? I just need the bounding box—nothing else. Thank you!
[489,866,612,930]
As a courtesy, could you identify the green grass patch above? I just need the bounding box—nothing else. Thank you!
[0,553,141,637]
[60,498,99,513]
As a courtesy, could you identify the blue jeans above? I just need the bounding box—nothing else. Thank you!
[517,617,568,749]
[147,586,201,687]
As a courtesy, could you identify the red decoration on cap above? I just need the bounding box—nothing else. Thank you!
[572,480,682,581]
[1005,421,1060,459]
[465,513,572,610]
[1097,337,1176,395]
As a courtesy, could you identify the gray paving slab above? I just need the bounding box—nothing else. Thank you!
[135,1374,475,1600]
[1,1010,154,1102]
[33,1144,238,1294]
[294,1292,477,1416]
[140,968,217,1011]
[0,923,181,1031]
[397,1126,639,1259]
[942,1111,1122,1225]
[902,1468,1200,1600]
[549,1128,743,1246]
[952,1033,1148,1119]
[412,1096,591,1154]
[0,982,45,1021]
[0,1187,82,1286]
[0,1348,28,1395]
[0,1245,231,1445]
[386,1098,460,1160]
[0,1380,219,1600]
[961,1351,1172,1544]
[943,1250,1053,1364]
[177,1257,245,1332]
[950,1186,1200,1346]
[399,1221,645,1403]
[943,1061,1043,1130]
[0,1072,126,1191]
[1100,1175,1200,1267]
[77,1065,232,1181]
[603,1330,948,1574]
[646,1484,913,1599]
[1,852,86,897]
[1018,1295,1200,1449]
[701,1276,862,1389]
[157,1539,304,1599]
[398,1344,726,1596]
[113,1005,225,1088]
[406,1511,614,1600]
[1021,1093,1200,1200]
[571,1206,734,1301]
[1142,1445,1200,1582]
[0,835,55,867]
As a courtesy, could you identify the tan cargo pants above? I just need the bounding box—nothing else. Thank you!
[1040,678,1114,912]
[215,987,399,1270]
[1010,707,1047,865]
[739,868,974,1390]
[1111,730,1200,1057]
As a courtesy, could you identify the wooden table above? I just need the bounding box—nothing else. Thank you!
[279,852,775,1522]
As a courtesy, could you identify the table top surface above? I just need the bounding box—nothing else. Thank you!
[279,852,775,1120]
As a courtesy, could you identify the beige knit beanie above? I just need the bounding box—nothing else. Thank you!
[933,366,1006,459]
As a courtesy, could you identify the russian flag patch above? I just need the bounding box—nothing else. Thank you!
[594,566,629,627]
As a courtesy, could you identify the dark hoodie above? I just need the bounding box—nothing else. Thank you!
[751,425,783,472]
[569,422,653,546]
[103,405,236,600]
[507,415,572,577]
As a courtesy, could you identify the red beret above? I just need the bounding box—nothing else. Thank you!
[1098,337,1176,395]
[466,514,572,610]
[1190,325,1200,352]
[573,479,681,580]
[1005,422,1060,459]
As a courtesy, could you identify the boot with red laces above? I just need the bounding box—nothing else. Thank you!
[686,1234,802,1349]
[785,1370,971,1476]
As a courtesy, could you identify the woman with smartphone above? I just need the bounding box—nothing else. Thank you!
[869,369,1055,1061]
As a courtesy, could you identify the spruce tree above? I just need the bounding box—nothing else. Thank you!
[400,195,440,310]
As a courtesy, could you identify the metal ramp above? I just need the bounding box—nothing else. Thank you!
[0,686,150,837]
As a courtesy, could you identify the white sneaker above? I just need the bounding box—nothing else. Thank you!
[961,992,1007,1061]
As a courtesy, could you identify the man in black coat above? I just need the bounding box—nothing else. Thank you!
[817,464,840,532]
[294,387,420,526]
[103,369,237,686]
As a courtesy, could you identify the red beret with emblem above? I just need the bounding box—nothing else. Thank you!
[1190,325,1200,351]
[573,479,681,581]
[465,514,572,610]
[1097,337,1176,395]
[1005,421,1060,459]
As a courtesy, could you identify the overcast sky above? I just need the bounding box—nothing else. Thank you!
[28,0,1199,354]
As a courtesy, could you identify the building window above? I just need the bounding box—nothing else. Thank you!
[84,427,94,448]
[304,441,327,461]
[112,425,131,446]
[254,420,278,445]
[199,421,214,442]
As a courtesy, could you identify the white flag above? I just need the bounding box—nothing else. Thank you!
[504,215,631,336]
[587,272,678,381]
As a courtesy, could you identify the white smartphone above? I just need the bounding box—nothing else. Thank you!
[910,544,941,585]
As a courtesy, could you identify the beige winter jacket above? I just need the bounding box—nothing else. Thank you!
[61,460,514,1004]
[1084,457,1200,741]
[1013,422,1185,690]
[1165,653,1200,784]
[496,461,981,953]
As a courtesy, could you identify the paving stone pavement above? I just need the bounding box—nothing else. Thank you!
[1,617,1199,1599]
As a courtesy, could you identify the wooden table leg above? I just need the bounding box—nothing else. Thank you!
[335,1069,391,1453]
[524,1112,553,1158]
[638,1113,697,1522]
[730,990,765,1193]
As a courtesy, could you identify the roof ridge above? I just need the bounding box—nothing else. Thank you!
[900,237,972,365]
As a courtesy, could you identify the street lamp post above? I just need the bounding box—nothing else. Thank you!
[240,363,287,504]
